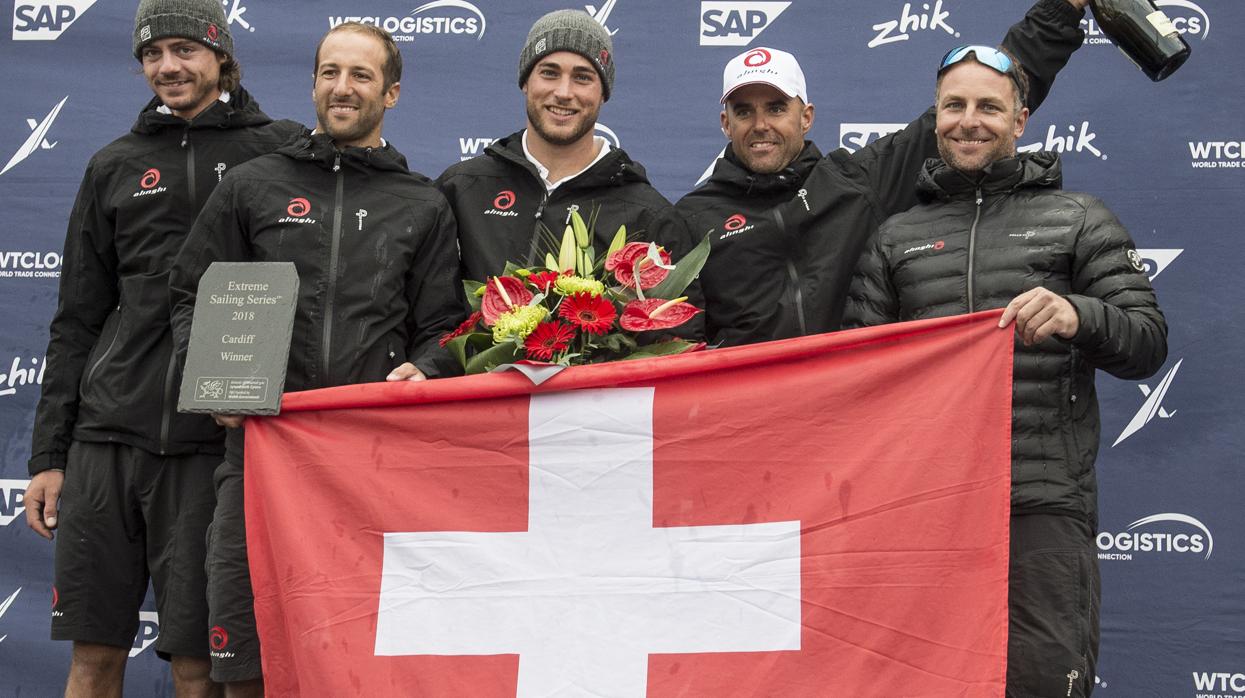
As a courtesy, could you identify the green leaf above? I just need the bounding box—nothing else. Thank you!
[502,261,524,277]
[621,340,699,361]
[464,280,484,311]
[465,340,523,375]
[444,331,491,369]
[648,232,710,300]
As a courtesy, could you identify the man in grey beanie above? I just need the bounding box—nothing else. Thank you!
[23,0,299,694]
[436,9,695,297]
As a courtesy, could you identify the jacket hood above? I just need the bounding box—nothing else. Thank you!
[132,84,274,135]
[486,130,653,189]
[705,141,822,197]
[277,131,411,174]
[917,150,1062,202]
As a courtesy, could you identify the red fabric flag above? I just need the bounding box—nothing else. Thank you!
[245,311,1014,696]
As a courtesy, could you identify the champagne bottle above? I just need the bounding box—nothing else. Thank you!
[1089,0,1191,81]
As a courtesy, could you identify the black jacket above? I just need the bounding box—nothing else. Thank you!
[170,133,465,395]
[845,152,1167,522]
[28,88,302,475]
[435,131,693,282]
[678,0,1086,346]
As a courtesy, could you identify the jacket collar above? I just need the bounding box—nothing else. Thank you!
[131,84,273,135]
[486,130,652,191]
[916,151,1063,202]
[278,131,411,174]
[705,141,822,197]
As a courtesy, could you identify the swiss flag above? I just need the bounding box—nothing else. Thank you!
[245,312,1014,696]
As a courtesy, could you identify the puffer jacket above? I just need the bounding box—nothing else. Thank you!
[846,152,1167,522]
[170,133,465,393]
[28,88,302,474]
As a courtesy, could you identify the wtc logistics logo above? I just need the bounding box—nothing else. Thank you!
[329,1,486,43]
[0,252,61,280]
[1193,671,1245,697]
[1189,139,1243,170]
[700,1,791,47]
[868,0,959,48]
[1096,512,1213,562]
[1082,0,1209,46]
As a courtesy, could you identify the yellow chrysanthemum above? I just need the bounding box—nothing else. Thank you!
[553,275,605,297]
[491,304,549,342]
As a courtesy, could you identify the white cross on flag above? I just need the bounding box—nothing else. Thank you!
[245,313,1014,696]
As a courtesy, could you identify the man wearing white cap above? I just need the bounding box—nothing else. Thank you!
[678,0,1089,347]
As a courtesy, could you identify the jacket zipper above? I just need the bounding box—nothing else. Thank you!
[84,305,123,390]
[322,152,344,386]
[773,208,807,336]
[161,131,198,452]
[966,187,983,313]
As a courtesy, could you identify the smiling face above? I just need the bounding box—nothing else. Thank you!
[140,37,225,120]
[935,61,1028,176]
[523,51,603,149]
[313,28,399,149]
[721,83,814,175]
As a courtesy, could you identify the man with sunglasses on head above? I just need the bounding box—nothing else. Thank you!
[679,0,1090,347]
[845,46,1167,697]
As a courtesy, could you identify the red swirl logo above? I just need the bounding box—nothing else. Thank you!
[724,214,747,231]
[493,190,516,210]
[287,198,311,217]
[206,24,218,41]
[209,626,229,651]
[139,168,160,190]
[934,240,945,250]
[743,49,772,67]
[51,586,58,608]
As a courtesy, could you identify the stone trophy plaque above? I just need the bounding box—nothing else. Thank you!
[178,262,298,415]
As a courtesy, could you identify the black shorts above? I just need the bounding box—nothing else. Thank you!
[52,441,217,659]
[1007,514,1101,698]
[206,428,262,682]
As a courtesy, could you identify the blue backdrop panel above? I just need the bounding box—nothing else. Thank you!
[1,1,1241,696]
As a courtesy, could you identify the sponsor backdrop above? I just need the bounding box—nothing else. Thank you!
[0,0,1240,695]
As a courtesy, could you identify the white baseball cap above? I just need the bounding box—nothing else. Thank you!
[720,47,808,104]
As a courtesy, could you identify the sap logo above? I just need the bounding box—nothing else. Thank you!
[0,588,19,643]
[1018,121,1106,160]
[1193,672,1245,693]
[838,123,906,153]
[1135,248,1182,282]
[1155,0,1209,40]
[0,480,30,526]
[1097,512,1213,560]
[458,137,496,161]
[869,0,959,49]
[130,611,160,657]
[1,96,68,177]
[12,1,96,40]
[1113,358,1181,446]
[585,0,619,35]
[329,1,486,42]
[699,1,791,47]
[220,0,253,33]
[0,357,46,398]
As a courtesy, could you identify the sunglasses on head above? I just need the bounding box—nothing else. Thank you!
[938,45,1013,75]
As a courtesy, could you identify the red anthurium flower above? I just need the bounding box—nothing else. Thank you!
[619,298,702,331]
[528,270,567,292]
[439,311,483,347]
[524,321,575,360]
[606,242,671,290]
[481,276,534,325]
[558,292,617,335]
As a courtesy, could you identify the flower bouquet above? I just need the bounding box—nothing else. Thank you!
[442,210,709,374]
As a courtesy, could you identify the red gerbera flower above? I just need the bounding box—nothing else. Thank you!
[439,311,482,346]
[558,292,617,335]
[606,242,672,290]
[527,270,568,292]
[481,276,534,325]
[524,321,575,360]
[619,298,702,331]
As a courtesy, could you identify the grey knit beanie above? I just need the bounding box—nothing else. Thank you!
[518,9,614,101]
[133,0,233,59]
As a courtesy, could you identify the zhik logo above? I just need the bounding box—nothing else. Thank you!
[1018,121,1106,160]
[1113,358,1182,446]
[838,123,906,153]
[869,0,959,49]
[0,357,45,398]
[220,0,253,33]
[328,1,486,42]
[585,0,618,35]
[0,588,19,644]
[12,0,97,40]
[1097,512,1213,561]
[700,2,792,47]
[130,611,160,658]
[1,479,31,526]
[1,96,67,176]
[1135,248,1182,282]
